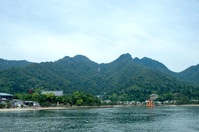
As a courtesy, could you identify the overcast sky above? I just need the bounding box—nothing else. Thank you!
[0,0,199,72]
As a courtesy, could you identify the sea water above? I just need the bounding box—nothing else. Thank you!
[0,106,198,132]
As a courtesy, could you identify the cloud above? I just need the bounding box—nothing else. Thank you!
[0,0,199,72]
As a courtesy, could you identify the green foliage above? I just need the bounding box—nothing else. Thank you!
[0,59,31,71]
[6,102,12,108]
[0,103,6,108]
[71,92,101,106]
[76,99,83,106]
[56,96,65,104]
[177,64,199,84]
[0,54,199,103]
[14,91,101,107]
[157,93,174,101]
[175,94,190,104]
[45,93,56,103]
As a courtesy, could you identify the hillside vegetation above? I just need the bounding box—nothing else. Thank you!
[0,53,198,102]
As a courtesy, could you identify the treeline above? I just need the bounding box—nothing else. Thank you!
[14,91,101,107]
[104,83,199,105]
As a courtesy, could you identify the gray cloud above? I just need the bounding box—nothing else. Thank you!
[0,0,199,72]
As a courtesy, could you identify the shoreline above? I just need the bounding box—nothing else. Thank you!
[0,105,122,112]
[0,104,199,112]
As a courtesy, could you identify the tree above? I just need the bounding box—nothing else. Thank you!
[76,99,83,106]
[0,104,6,108]
[56,96,65,104]
[65,95,73,106]
[45,93,56,103]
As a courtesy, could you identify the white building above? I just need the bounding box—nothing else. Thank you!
[41,91,64,96]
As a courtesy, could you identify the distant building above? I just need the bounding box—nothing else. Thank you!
[150,94,159,100]
[102,100,111,103]
[0,93,13,103]
[41,91,64,96]
[12,99,25,108]
[24,101,40,107]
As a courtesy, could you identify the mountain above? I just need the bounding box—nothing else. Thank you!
[0,54,198,101]
[0,55,100,94]
[133,57,174,75]
[177,64,199,83]
[0,58,31,71]
[132,57,199,84]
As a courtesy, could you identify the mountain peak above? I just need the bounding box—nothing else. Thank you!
[60,55,90,61]
[117,53,132,61]
[111,53,133,64]
[73,55,91,62]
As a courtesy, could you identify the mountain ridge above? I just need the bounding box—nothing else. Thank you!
[1,54,199,84]
[0,53,198,100]
[0,58,31,71]
[0,54,195,73]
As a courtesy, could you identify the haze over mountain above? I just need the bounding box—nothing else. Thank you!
[0,53,198,101]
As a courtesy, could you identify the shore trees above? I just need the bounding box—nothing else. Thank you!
[14,91,101,107]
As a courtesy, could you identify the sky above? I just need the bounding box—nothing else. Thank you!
[0,0,199,72]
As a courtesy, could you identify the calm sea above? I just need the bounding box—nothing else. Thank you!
[0,106,198,132]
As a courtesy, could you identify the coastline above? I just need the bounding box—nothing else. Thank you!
[0,104,199,112]
[0,105,124,112]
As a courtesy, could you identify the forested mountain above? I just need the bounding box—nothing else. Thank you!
[0,54,198,101]
[0,58,31,71]
[132,57,199,84]
[177,64,199,84]
[133,57,175,75]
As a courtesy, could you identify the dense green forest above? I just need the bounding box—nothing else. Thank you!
[0,54,199,103]
[14,91,101,107]
[0,58,31,71]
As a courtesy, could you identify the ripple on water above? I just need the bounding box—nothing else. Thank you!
[0,106,199,132]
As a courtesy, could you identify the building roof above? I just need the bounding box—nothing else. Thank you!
[150,94,159,97]
[0,93,13,96]
[150,94,159,100]
[41,91,63,96]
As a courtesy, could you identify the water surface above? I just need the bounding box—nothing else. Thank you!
[0,106,198,132]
